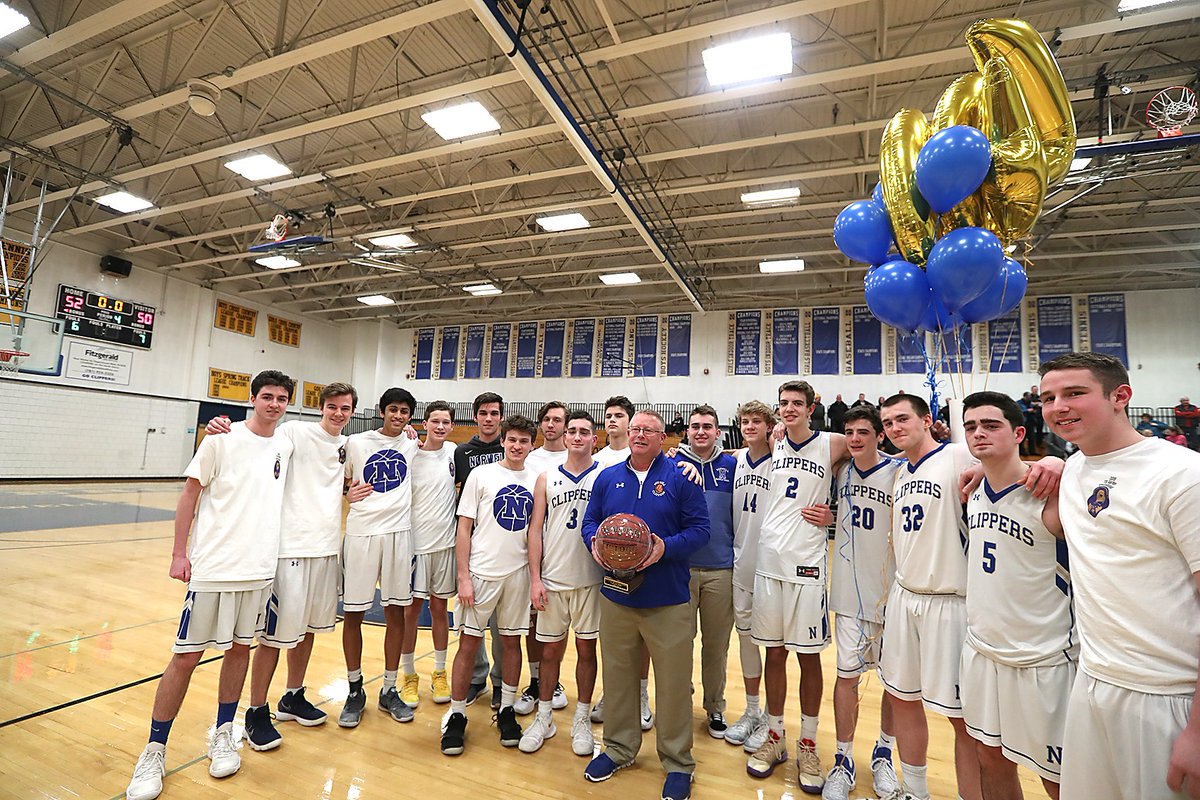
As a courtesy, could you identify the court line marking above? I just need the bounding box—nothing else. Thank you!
[0,616,176,659]
[0,534,172,550]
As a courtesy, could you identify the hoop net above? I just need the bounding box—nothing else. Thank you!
[265,214,290,242]
[0,349,28,376]
[1147,86,1198,138]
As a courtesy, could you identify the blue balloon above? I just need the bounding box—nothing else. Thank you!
[925,226,1003,314]
[834,200,893,264]
[959,257,1028,323]
[918,294,962,333]
[872,182,885,208]
[863,259,931,333]
[914,125,992,214]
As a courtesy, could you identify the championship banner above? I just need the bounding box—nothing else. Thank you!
[771,309,799,375]
[600,317,626,377]
[1087,293,1128,366]
[489,322,510,379]
[897,330,927,374]
[810,307,840,375]
[986,308,1022,372]
[542,320,566,378]
[1036,296,1074,366]
[841,306,853,376]
[851,306,882,374]
[515,321,538,378]
[438,326,460,380]
[570,318,595,377]
[665,314,690,376]
[303,381,324,409]
[463,324,485,379]
[208,368,251,401]
[939,325,973,372]
[732,310,761,375]
[633,315,657,377]
[415,328,435,380]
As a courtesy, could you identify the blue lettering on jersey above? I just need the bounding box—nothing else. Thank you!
[493,484,534,531]
[364,449,409,492]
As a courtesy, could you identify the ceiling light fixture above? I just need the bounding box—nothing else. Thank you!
[470,288,503,297]
[703,32,793,87]
[421,101,500,140]
[357,295,394,306]
[95,191,154,213]
[1069,157,1092,172]
[368,233,419,249]
[599,272,641,286]
[759,259,806,274]
[0,3,30,38]
[255,255,301,269]
[536,213,590,232]
[186,78,220,116]
[1116,0,1182,12]
[741,187,801,206]
[224,154,291,180]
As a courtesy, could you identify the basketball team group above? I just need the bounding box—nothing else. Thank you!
[123,350,1200,800]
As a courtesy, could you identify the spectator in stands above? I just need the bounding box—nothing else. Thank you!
[811,394,827,432]
[876,396,887,408]
[851,393,873,409]
[1136,413,1168,438]
[667,415,686,436]
[1018,392,1042,456]
[1165,426,1189,447]
[1174,396,1200,449]
[828,394,849,433]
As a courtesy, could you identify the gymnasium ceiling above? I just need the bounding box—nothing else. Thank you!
[2,0,1199,328]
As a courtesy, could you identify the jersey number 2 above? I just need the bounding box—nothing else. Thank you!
[900,504,924,532]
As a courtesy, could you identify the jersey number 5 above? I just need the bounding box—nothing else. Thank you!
[981,540,997,573]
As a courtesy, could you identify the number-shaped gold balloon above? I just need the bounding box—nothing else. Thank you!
[879,108,936,265]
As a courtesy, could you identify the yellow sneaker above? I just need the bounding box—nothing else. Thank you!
[401,673,420,707]
[431,669,451,704]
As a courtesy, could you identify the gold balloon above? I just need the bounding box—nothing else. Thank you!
[931,72,994,236]
[879,108,937,265]
[966,18,1076,183]
[978,56,1048,245]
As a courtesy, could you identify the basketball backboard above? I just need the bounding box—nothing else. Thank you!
[0,309,66,376]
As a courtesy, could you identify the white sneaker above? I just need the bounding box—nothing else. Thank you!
[571,713,595,756]
[513,680,539,716]
[743,717,769,753]
[590,695,604,724]
[821,760,855,800]
[879,791,929,800]
[723,709,761,746]
[518,712,556,753]
[640,691,654,731]
[551,682,568,710]
[207,722,241,778]
[872,756,901,796]
[126,743,166,800]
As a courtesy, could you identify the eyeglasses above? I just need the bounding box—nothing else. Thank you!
[628,426,665,436]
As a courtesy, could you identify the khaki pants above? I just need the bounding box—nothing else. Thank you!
[600,598,695,774]
[688,567,734,716]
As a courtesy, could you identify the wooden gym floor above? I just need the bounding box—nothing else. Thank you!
[0,481,1051,799]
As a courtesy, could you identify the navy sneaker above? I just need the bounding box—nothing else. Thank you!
[276,688,326,726]
[584,752,631,783]
[662,771,692,800]
[243,705,281,751]
[465,682,486,706]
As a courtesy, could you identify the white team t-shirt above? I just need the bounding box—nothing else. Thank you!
[966,479,1077,667]
[593,444,630,468]
[278,421,347,558]
[541,462,603,591]
[756,431,833,585]
[891,442,974,595]
[457,462,538,580]
[732,448,772,591]
[411,442,457,554]
[830,457,902,622]
[344,429,420,536]
[1060,438,1200,694]
[525,446,569,476]
[185,421,293,587]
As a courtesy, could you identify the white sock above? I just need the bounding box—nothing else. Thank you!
[383,670,398,692]
[768,713,785,737]
[745,694,760,714]
[538,699,553,716]
[451,699,467,715]
[529,662,540,679]
[347,668,363,682]
[836,740,852,757]
[400,653,415,674]
[901,761,928,797]
[575,701,590,718]
[800,713,819,742]
[434,649,447,671]
[285,686,302,696]
[640,678,649,694]
[501,682,517,709]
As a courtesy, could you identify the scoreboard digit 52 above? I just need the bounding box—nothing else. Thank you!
[55,284,156,349]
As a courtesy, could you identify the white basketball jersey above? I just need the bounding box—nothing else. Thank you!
[756,431,833,585]
[344,429,420,536]
[830,457,902,622]
[593,444,630,467]
[457,462,537,580]
[891,442,974,595]
[541,462,603,591]
[525,446,569,476]
[278,421,347,558]
[966,479,1077,667]
[411,443,457,554]
[1060,438,1200,694]
[732,448,773,591]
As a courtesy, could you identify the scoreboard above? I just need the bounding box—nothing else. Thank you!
[55,284,156,349]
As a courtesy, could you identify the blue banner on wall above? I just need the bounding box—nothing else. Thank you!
[1037,296,1074,365]
[542,320,565,378]
[463,324,485,379]
[772,309,799,375]
[852,306,882,374]
[666,314,690,376]
[987,309,1022,372]
[600,317,626,377]
[489,323,510,379]
[897,331,926,374]
[1088,294,1128,366]
[734,310,761,375]
[810,307,840,374]
[634,316,657,377]
[515,321,538,378]
[571,319,595,377]
[939,325,973,372]
[438,326,460,380]
[415,328,434,380]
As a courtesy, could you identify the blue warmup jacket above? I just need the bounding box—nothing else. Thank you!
[671,446,736,569]
[582,452,710,608]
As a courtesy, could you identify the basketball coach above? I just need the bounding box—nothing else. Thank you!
[581,409,710,800]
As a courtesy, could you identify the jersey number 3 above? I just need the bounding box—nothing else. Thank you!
[566,508,579,529]
[900,504,925,532]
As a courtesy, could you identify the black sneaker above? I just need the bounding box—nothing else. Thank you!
[441,712,468,756]
[496,706,522,747]
[276,688,326,727]
[490,684,503,710]
[465,682,486,706]
[707,711,727,739]
[338,689,366,728]
[243,705,282,751]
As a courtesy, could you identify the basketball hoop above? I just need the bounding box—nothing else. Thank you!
[265,214,290,242]
[0,349,29,376]
[1147,86,1198,138]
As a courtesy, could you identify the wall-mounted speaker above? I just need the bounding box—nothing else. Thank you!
[100,255,133,278]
